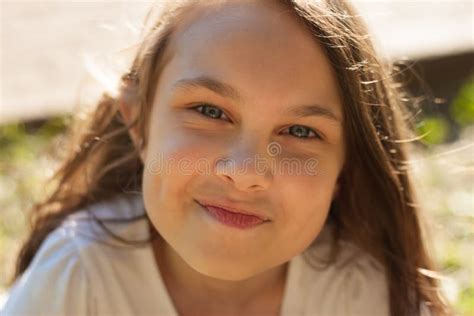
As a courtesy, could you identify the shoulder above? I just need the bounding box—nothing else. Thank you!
[64,193,149,244]
[336,241,389,315]
[297,228,436,316]
[2,217,92,315]
[2,194,147,316]
[297,224,390,315]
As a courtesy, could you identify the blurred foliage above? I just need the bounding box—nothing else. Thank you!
[416,76,474,146]
[451,77,474,127]
[0,116,71,168]
[441,244,463,272]
[416,116,450,145]
[458,286,474,315]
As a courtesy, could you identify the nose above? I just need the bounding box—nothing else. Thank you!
[215,137,273,192]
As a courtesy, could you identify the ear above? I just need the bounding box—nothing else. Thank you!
[118,100,146,162]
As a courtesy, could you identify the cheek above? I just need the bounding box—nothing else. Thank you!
[142,130,203,196]
[281,174,335,224]
[144,129,223,181]
[142,142,197,244]
[141,124,223,228]
[273,158,340,253]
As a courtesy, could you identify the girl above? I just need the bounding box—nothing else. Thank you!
[3,0,452,315]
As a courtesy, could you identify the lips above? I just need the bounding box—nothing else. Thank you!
[201,204,267,229]
[195,199,271,221]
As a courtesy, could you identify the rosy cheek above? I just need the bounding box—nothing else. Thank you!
[276,157,339,202]
[147,137,218,178]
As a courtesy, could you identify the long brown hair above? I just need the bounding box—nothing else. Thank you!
[12,0,452,315]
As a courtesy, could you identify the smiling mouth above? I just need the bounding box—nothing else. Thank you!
[196,201,270,229]
[194,198,271,220]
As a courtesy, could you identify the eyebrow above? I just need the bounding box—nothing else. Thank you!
[284,104,341,123]
[173,76,243,102]
[172,75,341,122]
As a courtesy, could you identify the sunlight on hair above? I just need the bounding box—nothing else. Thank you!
[83,53,120,98]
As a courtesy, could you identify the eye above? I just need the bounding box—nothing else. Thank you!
[282,125,322,141]
[191,103,230,121]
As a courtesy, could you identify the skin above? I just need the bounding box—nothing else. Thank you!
[121,1,345,315]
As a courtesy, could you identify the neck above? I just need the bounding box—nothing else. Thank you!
[152,236,289,315]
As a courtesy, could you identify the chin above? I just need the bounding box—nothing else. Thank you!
[188,256,261,281]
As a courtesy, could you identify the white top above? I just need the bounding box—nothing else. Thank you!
[2,194,416,316]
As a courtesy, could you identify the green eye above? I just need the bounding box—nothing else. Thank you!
[193,104,230,121]
[285,125,322,141]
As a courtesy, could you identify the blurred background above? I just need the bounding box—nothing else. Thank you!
[1,0,473,314]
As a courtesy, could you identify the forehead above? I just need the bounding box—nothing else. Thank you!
[158,0,341,112]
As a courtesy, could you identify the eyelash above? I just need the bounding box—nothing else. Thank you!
[190,103,323,141]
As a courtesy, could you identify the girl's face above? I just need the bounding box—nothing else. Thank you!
[141,1,345,280]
